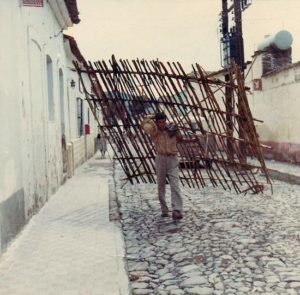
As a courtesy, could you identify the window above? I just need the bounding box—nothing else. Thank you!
[77,97,83,136]
[59,69,65,133]
[46,55,54,120]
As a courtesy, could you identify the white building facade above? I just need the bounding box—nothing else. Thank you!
[0,0,98,252]
[191,30,300,165]
[245,31,300,163]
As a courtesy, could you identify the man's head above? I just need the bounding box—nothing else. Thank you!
[155,112,167,130]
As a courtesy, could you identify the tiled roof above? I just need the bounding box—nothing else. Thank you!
[64,0,80,24]
[64,34,85,63]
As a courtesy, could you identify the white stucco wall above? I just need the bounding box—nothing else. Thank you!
[0,1,23,204]
[246,57,300,146]
[21,2,67,217]
[0,0,100,251]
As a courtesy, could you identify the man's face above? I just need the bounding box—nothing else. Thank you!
[156,119,166,130]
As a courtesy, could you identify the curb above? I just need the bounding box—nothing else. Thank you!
[109,165,132,295]
[109,180,121,221]
[268,168,300,185]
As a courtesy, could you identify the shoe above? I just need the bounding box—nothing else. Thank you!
[172,210,183,220]
[161,212,169,218]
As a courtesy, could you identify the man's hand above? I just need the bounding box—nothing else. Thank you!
[191,136,198,142]
[180,135,198,143]
[142,113,155,120]
[146,113,155,120]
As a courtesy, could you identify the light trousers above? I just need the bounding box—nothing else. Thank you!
[155,155,183,213]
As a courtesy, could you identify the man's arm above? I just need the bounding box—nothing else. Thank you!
[176,131,198,143]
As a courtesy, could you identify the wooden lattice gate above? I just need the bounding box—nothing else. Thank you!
[74,56,271,194]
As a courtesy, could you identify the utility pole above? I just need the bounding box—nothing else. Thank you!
[220,0,252,161]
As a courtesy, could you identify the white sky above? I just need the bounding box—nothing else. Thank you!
[67,0,300,71]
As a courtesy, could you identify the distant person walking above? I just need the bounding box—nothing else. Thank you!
[97,133,107,158]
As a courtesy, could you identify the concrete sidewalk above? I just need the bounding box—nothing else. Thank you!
[249,157,300,185]
[264,158,300,185]
[0,153,130,295]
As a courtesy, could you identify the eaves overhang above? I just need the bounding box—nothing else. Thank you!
[64,0,80,24]
[48,0,80,29]
[64,34,86,64]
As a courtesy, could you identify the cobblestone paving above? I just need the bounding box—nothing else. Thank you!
[115,165,300,295]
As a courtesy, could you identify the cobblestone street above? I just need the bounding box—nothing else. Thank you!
[115,165,300,295]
